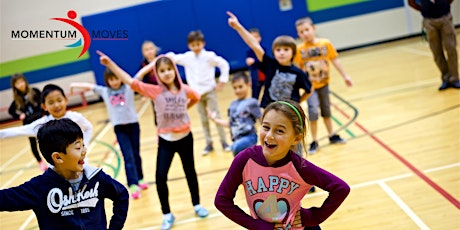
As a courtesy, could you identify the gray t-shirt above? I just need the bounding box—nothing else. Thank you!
[228,98,261,141]
[94,84,138,126]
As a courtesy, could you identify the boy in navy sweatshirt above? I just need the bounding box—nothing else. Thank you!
[0,118,129,230]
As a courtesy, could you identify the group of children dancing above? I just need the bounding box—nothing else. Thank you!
[0,11,351,230]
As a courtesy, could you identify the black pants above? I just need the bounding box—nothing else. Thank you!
[156,132,200,214]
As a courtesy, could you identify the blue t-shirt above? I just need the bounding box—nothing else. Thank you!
[259,54,311,108]
[228,98,261,141]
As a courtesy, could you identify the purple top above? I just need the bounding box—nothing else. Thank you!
[214,145,350,229]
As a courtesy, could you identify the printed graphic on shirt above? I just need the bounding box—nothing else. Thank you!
[109,93,126,106]
[229,104,256,139]
[305,60,329,84]
[162,96,187,121]
[254,195,289,223]
[47,182,100,216]
[268,70,297,101]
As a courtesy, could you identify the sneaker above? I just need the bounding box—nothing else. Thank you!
[38,160,48,172]
[222,142,231,152]
[129,185,141,199]
[308,141,318,154]
[161,214,175,230]
[131,190,141,199]
[329,134,346,144]
[202,144,214,155]
[439,81,451,90]
[138,179,149,190]
[194,205,209,218]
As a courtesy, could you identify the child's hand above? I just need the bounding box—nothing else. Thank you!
[246,57,255,66]
[344,75,353,87]
[227,11,241,30]
[216,82,225,91]
[96,50,111,66]
[206,108,217,121]
[273,210,302,229]
[19,113,26,120]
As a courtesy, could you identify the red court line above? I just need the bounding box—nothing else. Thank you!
[332,103,460,210]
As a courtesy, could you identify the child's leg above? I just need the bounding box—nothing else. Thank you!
[317,85,333,136]
[28,136,42,162]
[196,94,213,145]
[128,123,144,180]
[156,136,177,214]
[231,133,257,156]
[323,117,334,136]
[307,91,320,141]
[176,133,200,205]
[114,124,139,187]
[205,90,228,146]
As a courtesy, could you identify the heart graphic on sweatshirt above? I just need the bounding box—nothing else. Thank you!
[254,195,289,223]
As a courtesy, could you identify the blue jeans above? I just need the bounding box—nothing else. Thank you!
[231,133,258,156]
[114,122,143,186]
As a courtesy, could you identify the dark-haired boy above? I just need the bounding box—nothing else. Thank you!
[0,118,129,230]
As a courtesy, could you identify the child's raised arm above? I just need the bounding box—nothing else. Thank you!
[96,50,134,86]
[69,82,95,96]
[134,60,156,80]
[227,11,264,62]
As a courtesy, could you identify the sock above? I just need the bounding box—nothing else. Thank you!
[194,204,203,212]
[129,185,139,193]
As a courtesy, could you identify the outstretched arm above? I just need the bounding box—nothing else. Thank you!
[96,50,134,86]
[331,58,353,87]
[69,82,95,95]
[227,11,265,62]
[207,108,230,127]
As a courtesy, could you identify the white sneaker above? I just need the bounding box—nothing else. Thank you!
[161,214,175,230]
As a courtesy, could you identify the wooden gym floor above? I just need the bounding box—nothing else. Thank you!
[1,32,459,229]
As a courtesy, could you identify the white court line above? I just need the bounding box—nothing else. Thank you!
[347,78,438,101]
[379,182,430,230]
[0,147,29,172]
[0,160,35,189]
[17,99,152,229]
[19,213,36,230]
[399,46,433,57]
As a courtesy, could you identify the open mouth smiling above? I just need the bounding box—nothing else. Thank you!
[265,141,277,149]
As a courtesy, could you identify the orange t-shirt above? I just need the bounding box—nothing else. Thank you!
[294,38,338,89]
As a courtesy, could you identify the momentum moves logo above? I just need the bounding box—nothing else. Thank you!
[50,10,90,58]
[11,10,128,59]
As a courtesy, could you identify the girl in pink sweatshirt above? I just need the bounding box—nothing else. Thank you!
[97,51,208,230]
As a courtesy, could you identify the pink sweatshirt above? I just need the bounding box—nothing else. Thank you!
[131,55,200,134]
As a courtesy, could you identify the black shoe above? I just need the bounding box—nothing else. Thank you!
[439,81,451,90]
[451,80,460,89]
[202,144,213,155]
[308,141,318,154]
[329,134,346,144]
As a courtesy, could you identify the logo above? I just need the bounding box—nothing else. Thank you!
[50,10,90,58]
[10,10,129,59]
[47,182,100,214]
